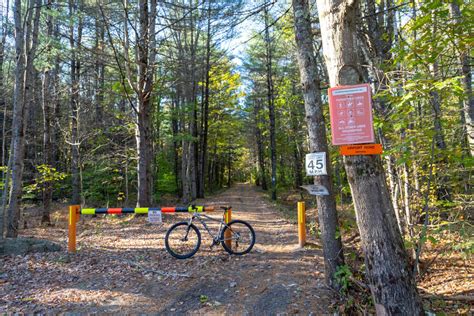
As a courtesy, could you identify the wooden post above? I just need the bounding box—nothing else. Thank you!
[68,205,80,252]
[224,208,232,249]
[297,202,306,247]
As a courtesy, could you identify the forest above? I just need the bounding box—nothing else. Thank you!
[0,0,472,314]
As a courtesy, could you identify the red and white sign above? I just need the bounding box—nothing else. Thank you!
[328,83,375,146]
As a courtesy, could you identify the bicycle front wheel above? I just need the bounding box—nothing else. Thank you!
[165,222,201,259]
[220,220,255,255]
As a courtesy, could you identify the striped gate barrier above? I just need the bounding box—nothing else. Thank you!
[68,205,223,253]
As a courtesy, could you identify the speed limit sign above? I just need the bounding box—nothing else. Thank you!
[305,152,327,176]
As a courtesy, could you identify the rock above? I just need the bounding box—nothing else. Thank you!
[1,238,61,255]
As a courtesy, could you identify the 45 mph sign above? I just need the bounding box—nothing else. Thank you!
[305,152,327,176]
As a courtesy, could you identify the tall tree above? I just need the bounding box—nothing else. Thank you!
[69,0,82,205]
[41,0,55,224]
[292,0,344,290]
[264,7,277,201]
[135,0,157,206]
[6,0,41,237]
[316,0,423,313]
[449,2,473,157]
[0,0,10,239]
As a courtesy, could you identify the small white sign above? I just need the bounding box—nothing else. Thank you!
[148,210,162,224]
[305,152,327,176]
[301,185,330,196]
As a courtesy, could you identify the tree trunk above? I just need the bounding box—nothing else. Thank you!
[69,0,82,206]
[0,0,8,169]
[316,0,423,313]
[290,81,303,188]
[135,0,156,206]
[94,14,105,125]
[254,99,267,190]
[0,0,9,239]
[171,97,181,196]
[449,2,473,157]
[6,0,41,238]
[292,0,344,290]
[41,0,55,225]
[429,25,450,201]
[264,7,277,201]
[197,0,212,198]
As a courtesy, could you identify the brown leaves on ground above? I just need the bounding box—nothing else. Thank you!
[1,184,333,314]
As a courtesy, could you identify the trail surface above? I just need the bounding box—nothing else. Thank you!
[1,184,332,314]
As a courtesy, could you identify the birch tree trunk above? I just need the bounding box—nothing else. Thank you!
[292,0,344,290]
[316,0,423,313]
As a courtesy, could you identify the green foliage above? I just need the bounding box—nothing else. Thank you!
[23,165,67,200]
[199,295,208,304]
[335,264,353,295]
[155,151,177,196]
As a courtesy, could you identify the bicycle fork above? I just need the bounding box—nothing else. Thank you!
[181,217,195,241]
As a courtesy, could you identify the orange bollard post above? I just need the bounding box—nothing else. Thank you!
[297,202,306,247]
[224,208,232,249]
[68,205,80,253]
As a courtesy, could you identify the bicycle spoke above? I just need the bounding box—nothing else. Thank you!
[165,223,201,259]
[221,220,255,255]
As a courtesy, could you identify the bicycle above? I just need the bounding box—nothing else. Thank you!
[164,206,256,259]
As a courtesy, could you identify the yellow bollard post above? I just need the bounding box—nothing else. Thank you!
[68,205,80,253]
[224,208,232,249]
[297,202,306,247]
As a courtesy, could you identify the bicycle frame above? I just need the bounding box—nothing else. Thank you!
[186,211,227,241]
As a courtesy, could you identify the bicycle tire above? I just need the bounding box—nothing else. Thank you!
[220,220,255,255]
[165,222,201,259]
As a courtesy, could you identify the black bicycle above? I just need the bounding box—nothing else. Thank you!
[165,206,255,259]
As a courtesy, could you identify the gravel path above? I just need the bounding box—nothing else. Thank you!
[1,184,333,314]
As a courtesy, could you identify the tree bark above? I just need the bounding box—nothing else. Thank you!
[135,0,156,206]
[7,0,41,237]
[0,0,8,170]
[254,98,267,190]
[429,16,450,201]
[292,0,344,290]
[449,2,473,157]
[41,0,55,224]
[264,7,277,201]
[94,12,105,125]
[197,0,212,198]
[316,0,423,313]
[0,0,9,239]
[69,0,82,205]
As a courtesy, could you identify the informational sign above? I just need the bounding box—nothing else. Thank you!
[148,210,162,224]
[300,185,329,196]
[305,152,327,176]
[340,144,383,156]
[329,83,375,145]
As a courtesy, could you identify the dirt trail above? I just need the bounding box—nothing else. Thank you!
[1,184,332,314]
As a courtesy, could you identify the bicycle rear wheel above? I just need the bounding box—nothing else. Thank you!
[165,222,201,259]
[220,220,255,255]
